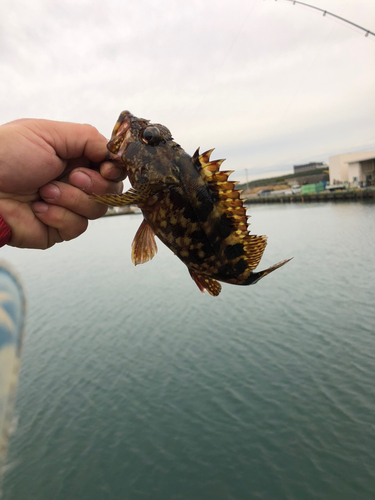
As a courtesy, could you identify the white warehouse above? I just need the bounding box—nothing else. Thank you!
[329,152,375,187]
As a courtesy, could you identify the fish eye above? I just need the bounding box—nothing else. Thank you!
[142,126,161,146]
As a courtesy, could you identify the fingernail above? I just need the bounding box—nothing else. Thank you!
[107,166,123,181]
[40,183,60,200]
[32,202,49,214]
[70,171,92,190]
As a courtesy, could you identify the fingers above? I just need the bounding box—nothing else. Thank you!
[0,198,50,249]
[38,168,123,220]
[32,202,88,245]
[0,198,87,249]
[100,161,127,182]
[31,166,123,249]
[69,167,124,196]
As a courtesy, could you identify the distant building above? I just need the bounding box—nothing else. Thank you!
[293,162,325,174]
[328,152,375,186]
[347,156,375,186]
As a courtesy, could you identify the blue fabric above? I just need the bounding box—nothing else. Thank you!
[0,261,26,493]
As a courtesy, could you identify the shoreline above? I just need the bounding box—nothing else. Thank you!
[102,189,375,215]
[104,211,141,217]
[244,188,375,204]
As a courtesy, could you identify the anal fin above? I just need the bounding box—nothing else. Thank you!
[131,219,158,265]
[188,269,222,297]
[91,186,151,207]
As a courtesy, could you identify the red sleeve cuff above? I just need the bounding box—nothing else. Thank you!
[0,215,11,247]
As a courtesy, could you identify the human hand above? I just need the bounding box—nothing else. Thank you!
[0,118,125,249]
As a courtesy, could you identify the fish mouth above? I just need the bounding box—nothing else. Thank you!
[107,110,133,158]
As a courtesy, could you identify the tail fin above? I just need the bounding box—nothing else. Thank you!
[245,258,292,285]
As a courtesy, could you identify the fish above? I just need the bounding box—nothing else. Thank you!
[93,111,291,296]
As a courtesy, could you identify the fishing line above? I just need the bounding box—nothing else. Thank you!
[275,12,338,127]
[193,0,259,113]
[273,0,374,126]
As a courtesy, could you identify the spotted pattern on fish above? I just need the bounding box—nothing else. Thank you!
[93,111,291,296]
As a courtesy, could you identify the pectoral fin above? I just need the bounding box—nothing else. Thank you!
[131,219,158,266]
[92,186,151,207]
[188,269,222,297]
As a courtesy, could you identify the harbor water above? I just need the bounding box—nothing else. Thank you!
[1,202,375,500]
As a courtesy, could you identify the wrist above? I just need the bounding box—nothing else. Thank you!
[0,215,11,247]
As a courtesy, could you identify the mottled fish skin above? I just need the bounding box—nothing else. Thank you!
[93,111,291,296]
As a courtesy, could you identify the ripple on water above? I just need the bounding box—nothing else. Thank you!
[1,204,375,500]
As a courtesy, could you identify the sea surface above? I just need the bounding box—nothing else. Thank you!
[1,202,375,500]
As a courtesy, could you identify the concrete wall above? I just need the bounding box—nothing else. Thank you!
[348,162,362,186]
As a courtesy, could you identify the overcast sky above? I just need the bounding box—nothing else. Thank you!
[1,0,374,182]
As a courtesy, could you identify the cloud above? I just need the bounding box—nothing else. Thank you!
[1,0,374,179]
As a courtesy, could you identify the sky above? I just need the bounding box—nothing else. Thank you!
[1,0,375,183]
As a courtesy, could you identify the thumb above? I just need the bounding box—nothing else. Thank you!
[26,119,108,162]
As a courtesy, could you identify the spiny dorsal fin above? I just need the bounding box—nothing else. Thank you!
[208,181,239,195]
[206,170,234,182]
[195,149,268,271]
[193,148,225,175]
[192,148,200,167]
[199,148,215,165]
[202,159,225,174]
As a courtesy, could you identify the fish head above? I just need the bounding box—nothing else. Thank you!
[107,111,180,188]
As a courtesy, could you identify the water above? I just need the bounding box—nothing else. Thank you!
[1,202,375,500]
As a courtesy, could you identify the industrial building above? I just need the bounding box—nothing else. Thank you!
[293,162,325,174]
[329,152,375,187]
